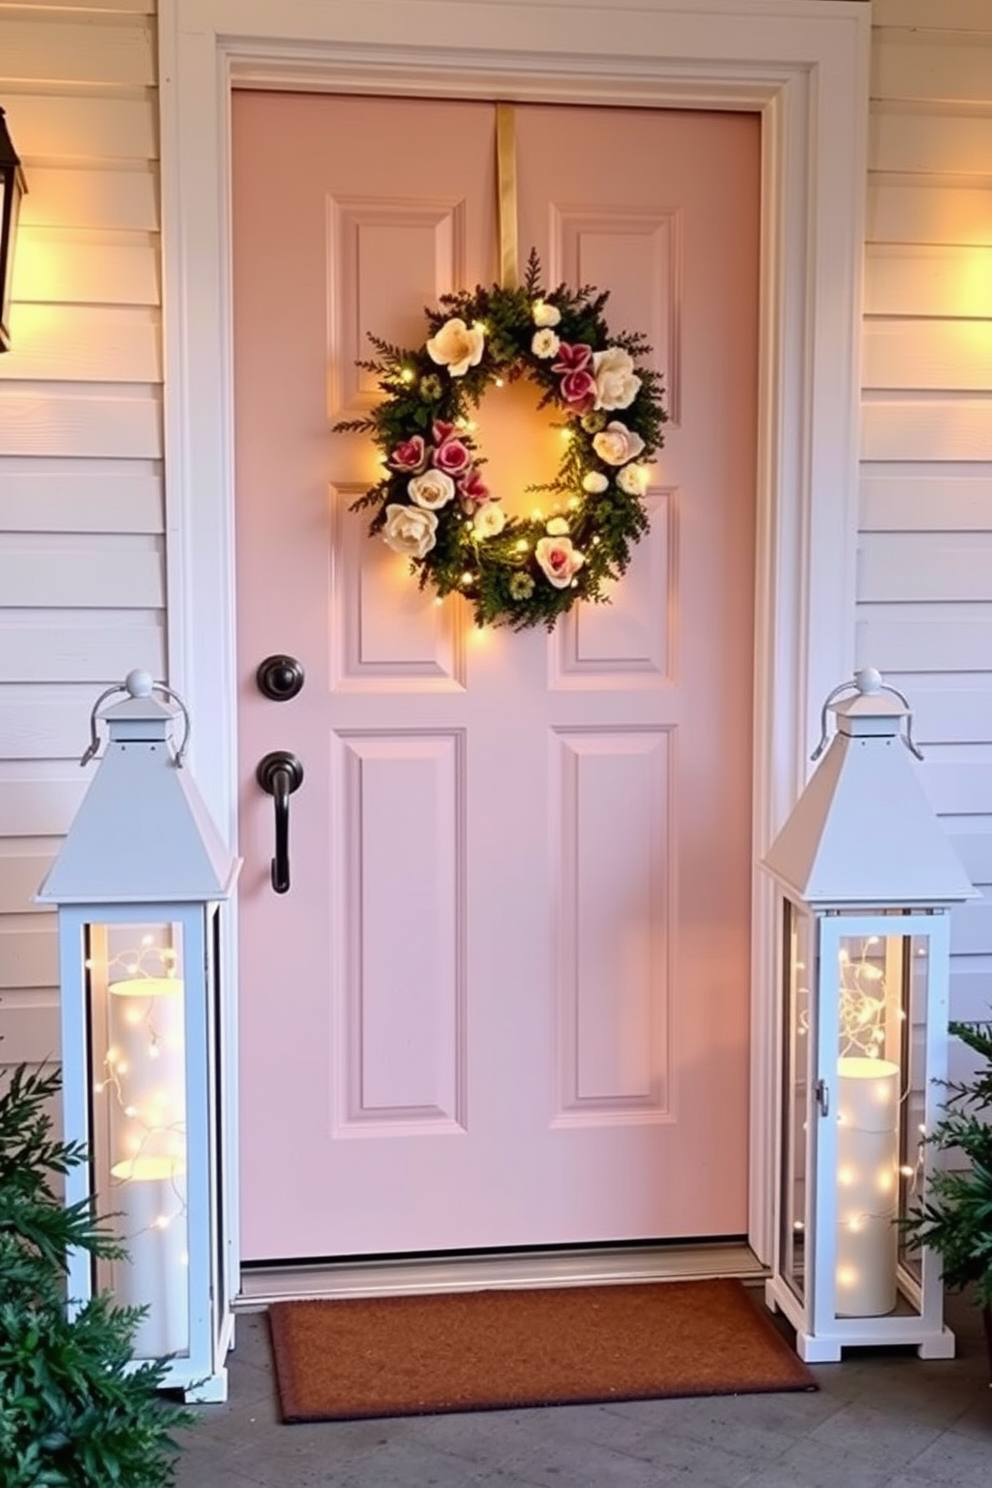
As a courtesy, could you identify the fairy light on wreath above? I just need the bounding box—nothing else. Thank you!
[334,251,667,631]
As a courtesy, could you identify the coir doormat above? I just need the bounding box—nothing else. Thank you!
[267,1277,816,1422]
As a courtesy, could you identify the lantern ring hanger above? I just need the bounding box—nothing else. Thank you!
[79,671,192,769]
[810,666,924,764]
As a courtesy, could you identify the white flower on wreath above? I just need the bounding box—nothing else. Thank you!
[592,347,642,411]
[616,462,651,497]
[592,421,646,466]
[408,469,456,511]
[532,300,561,328]
[546,516,570,536]
[531,328,561,359]
[473,501,506,538]
[382,504,439,559]
[582,471,609,495]
[426,317,486,377]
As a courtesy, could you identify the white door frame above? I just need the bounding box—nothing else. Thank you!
[157,0,870,1272]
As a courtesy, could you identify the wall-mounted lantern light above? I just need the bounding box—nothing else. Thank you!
[0,106,27,352]
[37,670,241,1401]
[762,667,977,1363]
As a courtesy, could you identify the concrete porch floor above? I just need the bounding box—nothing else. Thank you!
[174,1288,991,1488]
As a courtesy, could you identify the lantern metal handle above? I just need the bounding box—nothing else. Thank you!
[810,671,923,764]
[79,677,192,768]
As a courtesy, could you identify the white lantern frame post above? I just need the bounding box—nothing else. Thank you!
[39,671,239,1402]
[763,669,977,1364]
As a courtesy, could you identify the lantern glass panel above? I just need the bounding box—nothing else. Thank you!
[898,934,931,1292]
[86,920,190,1361]
[780,897,813,1305]
[834,925,927,1320]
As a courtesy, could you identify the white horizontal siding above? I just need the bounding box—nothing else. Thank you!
[867,183,992,246]
[0,617,166,681]
[864,245,992,319]
[0,991,60,1065]
[0,306,161,382]
[861,401,992,462]
[0,847,57,912]
[872,0,992,27]
[862,320,992,392]
[9,94,158,162]
[950,970,992,1026]
[860,473,992,531]
[1,16,155,88]
[856,618,992,673]
[0,463,162,532]
[870,108,992,178]
[1,696,94,760]
[872,32,992,106]
[862,0,992,1032]
[0,923,59,988]
[0,389,162,457]
[859,534,992,602]
[0,537,164,608]
[0,2,164,1074]
[0,776,89,838]
[883,680,992,745]
[19,166,158,232]
[15,227,160,305]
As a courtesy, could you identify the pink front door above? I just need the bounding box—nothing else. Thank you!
[232,93,759,1262]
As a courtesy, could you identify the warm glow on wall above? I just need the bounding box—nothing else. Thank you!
[957,248,992,319]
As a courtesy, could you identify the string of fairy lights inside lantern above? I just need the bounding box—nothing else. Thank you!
[90,933,188,1243]
[791,935,926,1246]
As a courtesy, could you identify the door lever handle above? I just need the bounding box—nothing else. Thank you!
[256,751,304,894]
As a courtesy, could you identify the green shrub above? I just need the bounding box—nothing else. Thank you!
[902,1019,992,1308]
[0,1064,195,1487]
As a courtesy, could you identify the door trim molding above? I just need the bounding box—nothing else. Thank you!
[157,0,869,1272]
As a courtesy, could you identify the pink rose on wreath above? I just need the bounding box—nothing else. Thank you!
[535,535,586,590]
[552,342,596,412]
[552,343,592,373]
[458,469,491,508]
[558,369,597,412]
[433,436,473,476]
[389,435,428,473]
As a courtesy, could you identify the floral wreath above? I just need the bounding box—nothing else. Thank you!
[335,252,667,631]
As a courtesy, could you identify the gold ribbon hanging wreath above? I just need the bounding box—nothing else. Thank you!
[336,252,667,631]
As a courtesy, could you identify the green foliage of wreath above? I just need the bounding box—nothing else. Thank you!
[335,251,667,631]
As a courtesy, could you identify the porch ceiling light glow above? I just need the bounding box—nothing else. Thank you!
[0,106,27,352]
[37,669,241,1403]
[762,667,978,1365]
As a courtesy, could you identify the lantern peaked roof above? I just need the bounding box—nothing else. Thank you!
[37,671,238,905]
[764,670,977,909]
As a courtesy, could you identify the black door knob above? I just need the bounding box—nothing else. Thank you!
[256,655,305,701]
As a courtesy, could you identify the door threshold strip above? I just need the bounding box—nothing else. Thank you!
[236,1241,766,1309]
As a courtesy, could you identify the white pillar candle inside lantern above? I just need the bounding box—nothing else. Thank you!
[836,1056,899,1315]
[102,935,189,1357]
[834,938,900,1316]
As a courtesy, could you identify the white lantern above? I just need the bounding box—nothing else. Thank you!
[37,670,240,1401]
[762,668,977,1363]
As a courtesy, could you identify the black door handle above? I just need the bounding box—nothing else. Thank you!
[256,751,304,894]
